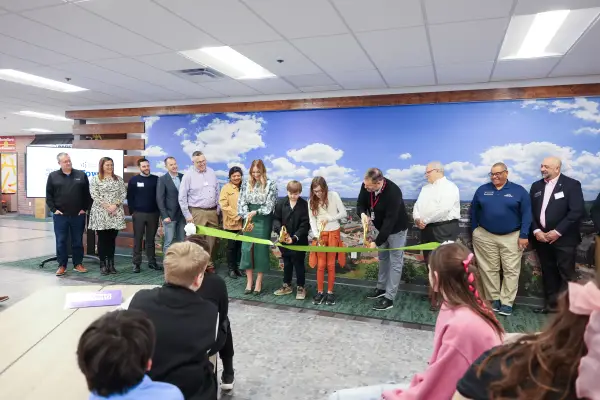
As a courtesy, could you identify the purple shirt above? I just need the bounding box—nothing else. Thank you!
[178,166,220,219]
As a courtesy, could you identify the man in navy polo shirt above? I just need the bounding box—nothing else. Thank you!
[470,162,531,316]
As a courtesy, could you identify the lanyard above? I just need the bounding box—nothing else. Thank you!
[370,179,386,210]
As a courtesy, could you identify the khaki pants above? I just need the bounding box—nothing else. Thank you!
[190,207,219,257]
[472,227,522,306]
[596,235,600,272]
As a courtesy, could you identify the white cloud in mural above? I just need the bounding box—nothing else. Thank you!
[227,162,248,175]
[143,145,167,157]
[174,128,186,136]
[269,157,310,179]
[575,127,600,135]
[144,116,160,128]
[181,115,266,163]
[522,97,600,129]
[287,143,343,165]
[190,114,207,124]
[226,113,246,119]
[155,161,167,171]
[399,153,412,160]
[313,164,353,179]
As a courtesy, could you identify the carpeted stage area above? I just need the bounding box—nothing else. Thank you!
[3,255,549,333]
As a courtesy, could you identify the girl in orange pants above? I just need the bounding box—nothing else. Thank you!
[308,177,347,306]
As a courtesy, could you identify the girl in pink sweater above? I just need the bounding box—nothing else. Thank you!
[329,243,504,400]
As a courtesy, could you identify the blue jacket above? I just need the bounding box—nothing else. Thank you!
[89,375,183,400]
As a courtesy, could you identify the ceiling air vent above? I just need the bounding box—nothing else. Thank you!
[171,67,227,82]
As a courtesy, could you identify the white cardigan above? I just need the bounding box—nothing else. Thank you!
[308,191,347,237]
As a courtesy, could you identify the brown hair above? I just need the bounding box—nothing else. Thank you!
[478,279,597,399]
[286,180,302,194]
[98,157,117,181]
[163,241,210,287]
[248,159,267,192]
[429,243,504,339]
[309,176,329,216]
[185,234,210,253]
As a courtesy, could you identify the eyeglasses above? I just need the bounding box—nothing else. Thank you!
[425,169,438,176]
[489,170,507,178]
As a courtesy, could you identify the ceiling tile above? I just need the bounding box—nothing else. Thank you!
[284,73,335,87]
[300,84,342,92]
[292,34,374,74]
[0,0,62,12]
[429,18,509,64]
[233,40,321,77]
[492,57,560,81]
[380,65,436,87]
[135,52,202,72]
[200,80,261,96]
[514,0,600,15]
[356,26,432,69]
[329,70,387,90]
[23,4,167,56]
[436,62,494,84]
[550,17,600,76]
[0,14,120,60]
[156,0,282,45]
[332,0,423,32]
[81,0,221,51]
[241,0,348,39]
[0,34,76,65]
[241,78,299,94]
[0,53,41,70]
[0,9,6,15]
[425,0,513,24]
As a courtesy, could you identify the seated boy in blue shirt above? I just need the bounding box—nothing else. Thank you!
[77,309,183,400]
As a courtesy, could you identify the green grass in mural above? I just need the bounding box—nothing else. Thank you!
[2,254,549,333]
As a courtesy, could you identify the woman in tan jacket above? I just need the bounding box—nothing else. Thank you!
[219,166,244,279]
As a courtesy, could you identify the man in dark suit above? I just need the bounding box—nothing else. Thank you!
[591,192,600,270]
[157,157,186,254]
[530,156,585,314]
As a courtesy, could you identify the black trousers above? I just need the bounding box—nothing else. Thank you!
[225,230,242,270]
[96,229,119,262]
[132,211,159,265]
[535,242,577,307]
[282,249,306,286]
[422,220,460,263]
[219,320,234,375]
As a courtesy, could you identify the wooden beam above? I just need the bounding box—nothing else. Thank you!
[64,83,600,119]
[72,139,145,150]
[124,172,136,183]
[73,122,145,135]
[124,155,143,167]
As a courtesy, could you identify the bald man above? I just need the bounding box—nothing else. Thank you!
[530,157,585,314]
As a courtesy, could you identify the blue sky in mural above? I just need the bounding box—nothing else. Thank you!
[143,96,600,200]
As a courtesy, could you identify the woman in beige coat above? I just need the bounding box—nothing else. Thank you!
[219,166,243,279]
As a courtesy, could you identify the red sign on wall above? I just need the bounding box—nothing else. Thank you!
[0,136,16,152]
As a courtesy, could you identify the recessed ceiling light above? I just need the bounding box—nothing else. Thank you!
[14,111,71,122]
[22,128,54,133]
[499,8,600,60]
[179,46,276,80]
[0,69,88,93]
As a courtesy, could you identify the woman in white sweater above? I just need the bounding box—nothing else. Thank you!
[308,176,347,306]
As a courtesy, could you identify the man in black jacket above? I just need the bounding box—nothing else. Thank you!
[272,180,310,300]
[127,241,219,400]
[530,157,585,314]
[157,156,185,254]
[45,152,91,276]
[357,168,409,311]
[590,192,600,275]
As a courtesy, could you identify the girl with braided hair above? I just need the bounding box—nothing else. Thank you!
[328,242,503,400]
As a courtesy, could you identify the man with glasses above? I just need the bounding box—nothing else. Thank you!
[413,162,460,310]
[178,151,220,258]
[470,162,531,316]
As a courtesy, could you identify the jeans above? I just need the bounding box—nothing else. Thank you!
[53,213,86,267]
[163,217,186,254]
[377,230,407,301]
[132,212,159,265]
[328,383,408,400]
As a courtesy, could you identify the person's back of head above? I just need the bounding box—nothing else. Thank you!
[184,234,210,253]
[163,241,210,289]
[428,242,504,339]
[77,310,155,397]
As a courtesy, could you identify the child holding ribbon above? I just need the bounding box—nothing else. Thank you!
[308,176,347,306]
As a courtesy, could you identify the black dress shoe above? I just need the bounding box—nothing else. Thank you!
[149,264,164,271]
[234,268,243,277]
[132,264,141,273]
[228,270,238,279]
[533,307,557,314]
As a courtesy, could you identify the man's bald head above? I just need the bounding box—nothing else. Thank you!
[541,157,562,180]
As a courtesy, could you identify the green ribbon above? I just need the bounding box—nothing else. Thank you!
[196,226,440,253]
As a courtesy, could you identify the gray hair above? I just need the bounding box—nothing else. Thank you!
[191,151,204,157]
[56,152,69,162]
[492,162,508,171]
[364,168,384,182]
[428,161,444,173]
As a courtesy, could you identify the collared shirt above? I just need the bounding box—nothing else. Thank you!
[169,173,181,191]
[470,181,532,239]
[540,174,560,229]
[413,176,461,224]
[89,375,183,400]
[178,166,219,219]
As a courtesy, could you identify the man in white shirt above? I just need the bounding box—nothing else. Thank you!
[413,162,461,310]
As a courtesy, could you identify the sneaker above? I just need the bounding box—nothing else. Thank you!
[498,305,513,316]
[274,284,293,296]
[221,372,235,391]
[313,292,325,305]
[491,300,501,312]
[132,264,141,273]
[74,264,87,273]
[373,297,394,311]
[366,288,386,299]
[325,293,336,306]
[0,295,9,303]
[296,286,306,300]
[56,266,67,276]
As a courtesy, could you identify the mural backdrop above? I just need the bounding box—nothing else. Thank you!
[144,96,600,298]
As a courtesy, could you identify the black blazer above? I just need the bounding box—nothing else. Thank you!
[529,174,585,246]
[272,197,310,246]
[591,192,600,233]
[156,172,184,221]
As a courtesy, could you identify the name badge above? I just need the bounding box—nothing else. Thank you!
[75,178,81,181]
[484,191,494,196]
[554,191,564,200]
[137,182,144,188]
[534,191,542,198]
